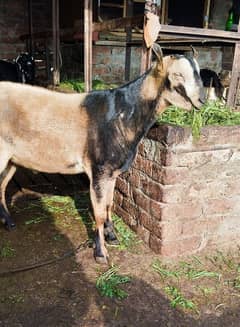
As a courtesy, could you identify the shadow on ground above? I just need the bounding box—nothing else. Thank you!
[0,170,240,326]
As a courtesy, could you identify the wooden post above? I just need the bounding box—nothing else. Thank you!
[160,0,168,24]
[141,0,161,74]
[27,0,33,55]
[52,0,60,85]
[125,0,133,81]
[227,18,240,108]
[84,0,93,92]
[203,0,211,28]
[227,42,240,108]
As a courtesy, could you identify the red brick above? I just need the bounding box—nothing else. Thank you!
[152,162,163,182]
[162,167,189,185]
[139,173,149,194]
[149,234,162,253]
[204,198,233,215]
[114,205,136,228]
[139,209,154,232]
[133,156,152,176]
[136,224,150,245]
[146,180,163,202]
[161,236,203,257]
[115,177,129,196]
[132,189,150,211]
[149,199,162,220]
[113,190,123,207]
[122,198,138,218]
[128,168,140,188]
[161,202,203,220]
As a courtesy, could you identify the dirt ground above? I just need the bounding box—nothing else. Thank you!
[1,172,240,327]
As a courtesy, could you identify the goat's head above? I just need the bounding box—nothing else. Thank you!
[16,53,35,84]
[151,43,205,112]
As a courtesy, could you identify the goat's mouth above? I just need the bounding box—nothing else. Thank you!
[192,97,206,110]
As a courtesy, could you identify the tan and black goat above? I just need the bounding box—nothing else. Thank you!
[0,44,205,263]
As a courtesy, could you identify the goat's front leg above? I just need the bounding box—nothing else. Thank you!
[90,176,117,264]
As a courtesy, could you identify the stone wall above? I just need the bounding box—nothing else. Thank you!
[114,124,240,257]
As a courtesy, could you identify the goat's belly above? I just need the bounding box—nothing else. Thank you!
[12,153,85,174]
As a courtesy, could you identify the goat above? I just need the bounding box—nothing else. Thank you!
[0,43,204,263]
[0,53,35,84]
[200,68,224,101]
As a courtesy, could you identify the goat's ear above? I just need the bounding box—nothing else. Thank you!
[152,43,163,66]
[190,45,198,58]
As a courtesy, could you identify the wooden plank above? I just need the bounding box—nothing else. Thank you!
[52,0,60,85]
[93,15,143,32]
[159,24,240,42]
[84,0,93,92]
[227,42,240,108]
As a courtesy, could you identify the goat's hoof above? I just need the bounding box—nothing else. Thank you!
[106,238,120,246]
[95,255,109,265]
[105,231,120,246]
[4,219,16,231]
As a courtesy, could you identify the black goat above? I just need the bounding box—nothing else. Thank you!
[200,68,224,100]
[0,53,35,84]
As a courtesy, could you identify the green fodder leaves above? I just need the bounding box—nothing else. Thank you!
[60,79,118,93]
[164,285,197,310]
[157,100,240,139]
[96,265,131,299]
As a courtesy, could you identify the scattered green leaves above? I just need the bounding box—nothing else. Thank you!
[25,215,48,225]
[1,294,24,304]
[0,243,16,258]
[96,265,131,300]
[164,285,196,310]
[179,261,220,280]
[112,214,140,251]
[152,260,180,280]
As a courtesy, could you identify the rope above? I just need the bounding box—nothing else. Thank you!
[0,239,91,277]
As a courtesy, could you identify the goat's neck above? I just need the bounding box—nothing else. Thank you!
[115,69,164,144]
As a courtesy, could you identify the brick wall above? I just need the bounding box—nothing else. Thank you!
[114,124,240,257]
[92,44,142,83]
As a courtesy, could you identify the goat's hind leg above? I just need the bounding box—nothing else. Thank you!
[104,204,119,245]
[0,164,16,230]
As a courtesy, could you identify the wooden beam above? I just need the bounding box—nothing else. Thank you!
[158,24,240,42]
[93,15,143,32]
[52,0,60,85]
[27,0,33,54]
[84,0,92,92]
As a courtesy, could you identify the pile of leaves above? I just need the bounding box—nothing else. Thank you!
[157,101,240,139]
